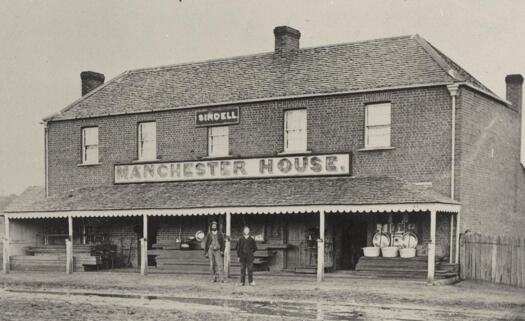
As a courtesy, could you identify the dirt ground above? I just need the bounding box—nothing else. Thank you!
[0,271,524,320]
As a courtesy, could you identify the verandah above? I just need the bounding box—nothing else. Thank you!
[2,202,460,283]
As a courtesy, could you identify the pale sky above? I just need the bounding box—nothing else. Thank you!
[0,0,524,195]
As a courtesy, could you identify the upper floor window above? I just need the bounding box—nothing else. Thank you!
[284,109,307,153]
[138,121,157,160]
[365,103,391,148]
[208,126,229,157]
[81,127,99,164]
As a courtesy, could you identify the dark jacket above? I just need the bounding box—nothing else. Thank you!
[204,231,226,253]
[236,235,257,262]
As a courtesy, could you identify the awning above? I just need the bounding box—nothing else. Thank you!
[4,176,460,219]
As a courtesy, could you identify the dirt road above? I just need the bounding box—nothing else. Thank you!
[0,272,523,320]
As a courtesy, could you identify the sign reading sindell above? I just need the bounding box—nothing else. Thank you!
[195,107,239,127]
[114,154,350,183]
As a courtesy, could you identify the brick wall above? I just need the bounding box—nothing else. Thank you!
[47,86,453,197]
[457,86,525,236]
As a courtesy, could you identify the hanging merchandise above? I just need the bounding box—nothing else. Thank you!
[401,232,419,249]
[372,232,391,248]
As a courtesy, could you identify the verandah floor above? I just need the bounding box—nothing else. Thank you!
[105,266,458,282]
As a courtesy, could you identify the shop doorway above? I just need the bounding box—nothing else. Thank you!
[332,215,368,270]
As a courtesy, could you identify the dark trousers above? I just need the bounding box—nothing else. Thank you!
[240,259,253,284]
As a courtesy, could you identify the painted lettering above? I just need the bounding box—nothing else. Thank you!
[170,163,181,177]
[220,161,231,176]
[310,156,322,172]
[259,159,273,174]
[294,157,308,173]
[207,162,218,176]
[115,166,129,180]
[183,163,193,177]
[157,164,168,178]
[233,160,247,175]
[143,164,155,178]
[277,158,292,173]
[195,163,206,176]
[325,156,338,172]
[114,154,350,183]
[130,165,142,179]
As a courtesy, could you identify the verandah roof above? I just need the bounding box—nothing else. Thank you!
[4,176,459,219]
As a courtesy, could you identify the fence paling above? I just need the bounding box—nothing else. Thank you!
[460,234,525,288]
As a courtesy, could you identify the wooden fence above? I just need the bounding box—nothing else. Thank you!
[460,233,525,287]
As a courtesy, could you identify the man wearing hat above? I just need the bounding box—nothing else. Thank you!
[204,221,225,282]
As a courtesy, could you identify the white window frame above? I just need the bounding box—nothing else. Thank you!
[365,102,392,148]
[208,126,229,157]
[81,127,99,164]
[138,121,157,161]
[284,109,307,153]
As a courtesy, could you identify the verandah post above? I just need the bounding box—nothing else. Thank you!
[427,209,437,283]
[455,210,461,264]
[141,214,148,275]
[3,216,10,274]
[317,210,325,282]
[66,215,73,274]
[224,212,231,278]
[449,214,454,264]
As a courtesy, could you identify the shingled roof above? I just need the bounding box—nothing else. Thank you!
[45,34,500,122]
[5,176,458,214]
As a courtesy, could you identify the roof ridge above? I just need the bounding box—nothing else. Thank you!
[127,34,414,75]
[411,34,462,82]
[424,41,498,96]
[42,71,131,122]
[412,35,500,98]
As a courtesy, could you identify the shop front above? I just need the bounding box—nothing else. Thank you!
[3,175,460,283]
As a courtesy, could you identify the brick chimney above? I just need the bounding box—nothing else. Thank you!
[274,26,300,53]
[506,74,523,114]
[81,71,105,96]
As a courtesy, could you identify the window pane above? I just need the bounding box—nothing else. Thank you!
[82,127,98,164]
[140,122,156,141]
[287,130,307,151]
[284,109,307,152]
[367,126,391,147]
[367,103,391,126]
[84,146,98,163]
[210,126,228,136]
[285,109,306,130]
[141,142,156,160]
[138,122,156,160]
[83,127,98,146]
[208,126,229,157]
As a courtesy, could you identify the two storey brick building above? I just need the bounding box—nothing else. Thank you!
[4,26,524,282]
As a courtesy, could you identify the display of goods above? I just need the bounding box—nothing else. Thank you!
[195,230,205,242]
[392,235,404,248]
[381,246,399,257]
[372,232,391,247]
[362,247,380,257]
[401,232,419,249]
[399,248,416,258]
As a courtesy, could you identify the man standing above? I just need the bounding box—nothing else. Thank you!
[237,226,257,286]
[204,221,225,282]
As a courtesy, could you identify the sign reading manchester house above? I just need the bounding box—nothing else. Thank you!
[115,153,350,184]
[196,107,239,126]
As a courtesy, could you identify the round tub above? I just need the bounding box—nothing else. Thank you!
[381,247,399,258]
[362,247,380,257]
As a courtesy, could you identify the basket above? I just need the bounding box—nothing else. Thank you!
[362,247,380,257]
[381,247,399,258]
[399,248,416,258]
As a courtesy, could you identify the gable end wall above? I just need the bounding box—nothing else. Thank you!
[458,86,525,236]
